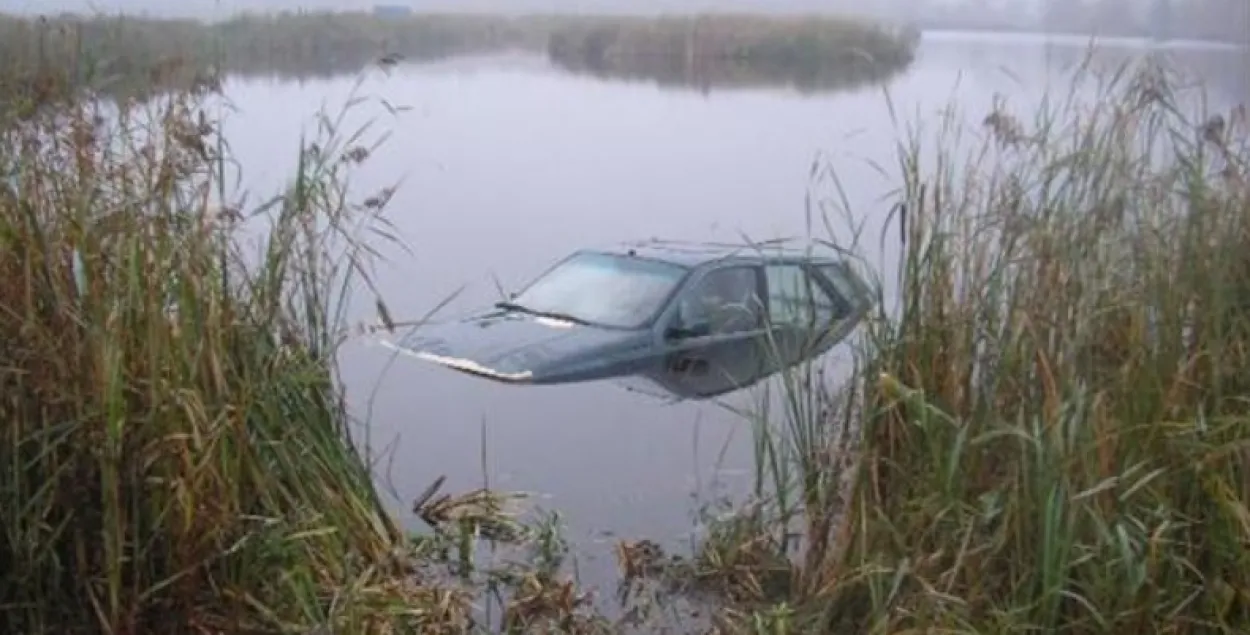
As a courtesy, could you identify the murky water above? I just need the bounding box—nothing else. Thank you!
[213,33,1246,600]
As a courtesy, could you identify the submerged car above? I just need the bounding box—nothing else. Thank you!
[379,241,875,399]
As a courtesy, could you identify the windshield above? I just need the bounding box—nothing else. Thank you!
[509,252,689,329]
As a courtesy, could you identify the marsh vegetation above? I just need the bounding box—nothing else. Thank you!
[0,39,632,635]
[1,7,1247,635]
[636,58,1250,634]
[0,11,919,96]
[0,61,459,633]
[545,15,918,93]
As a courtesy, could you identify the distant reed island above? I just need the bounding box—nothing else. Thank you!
[0,11,921,95]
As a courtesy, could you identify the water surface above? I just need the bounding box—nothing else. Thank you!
[215,34,1246,601]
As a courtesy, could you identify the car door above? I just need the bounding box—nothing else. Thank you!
[651,264,771,398]
[759,262,849,371]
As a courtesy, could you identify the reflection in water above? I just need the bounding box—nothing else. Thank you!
[230,47,907,95]
[544,15,918,94]
[216,27,1243,98]
[547,49,906,95]
[219,21,919,95]
[0,12,920,102]
[211,35,1247,614]
[246,41,914,95]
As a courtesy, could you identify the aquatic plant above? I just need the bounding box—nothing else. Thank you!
[0,44,676,631]
[546,14,917,93]
[827,61,1249,633]
[0,55,481,633]
[693,54,1250,634]
[0,11,920,95]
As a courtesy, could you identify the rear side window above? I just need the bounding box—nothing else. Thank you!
[764,264,840,330]
[815,264,861,318]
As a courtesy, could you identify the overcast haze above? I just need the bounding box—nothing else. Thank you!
[0,0,974,21]
[1,0,1240,45]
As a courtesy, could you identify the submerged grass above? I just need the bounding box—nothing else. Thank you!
[686,54,1250,633]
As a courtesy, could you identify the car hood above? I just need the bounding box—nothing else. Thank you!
[380,308,646,383]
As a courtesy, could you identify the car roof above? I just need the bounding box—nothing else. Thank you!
[591,239,848,269]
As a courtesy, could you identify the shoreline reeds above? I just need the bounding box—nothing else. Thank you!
[7,10,1245,633]
[0,50,479,632]
[689,54,1250,634]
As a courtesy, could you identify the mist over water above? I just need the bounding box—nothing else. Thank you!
[203,32,1246,606]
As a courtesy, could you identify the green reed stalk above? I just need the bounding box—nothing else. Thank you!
[720,54,1250,635]
[0,57,469,634]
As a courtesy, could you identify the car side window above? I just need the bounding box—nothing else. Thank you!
[815,264,859,320]
[669,266,763,338]
[764,264,838,331]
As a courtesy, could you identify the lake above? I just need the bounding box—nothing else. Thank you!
[212,32,1246,607]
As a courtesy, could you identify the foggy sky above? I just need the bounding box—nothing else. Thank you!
[0,0,1013,21]
[0,0,1208,32]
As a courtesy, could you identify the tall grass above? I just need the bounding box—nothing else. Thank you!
[0,65,475,633]
[698,56,1250,633]
[0,11,920,96]
[547,14,916,64]
[546,14,917,94]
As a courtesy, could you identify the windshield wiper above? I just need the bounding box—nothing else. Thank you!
[494,301,590,326]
